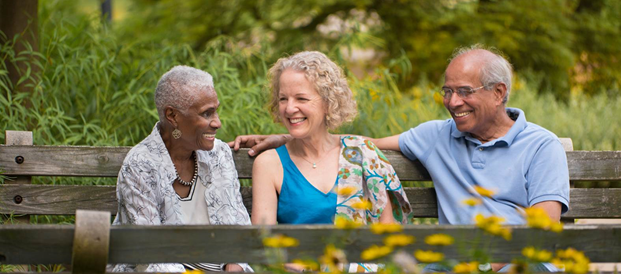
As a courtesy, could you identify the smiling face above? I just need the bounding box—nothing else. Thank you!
[175,87,221,151]
[277,69,328,139]
[443,51,505,139]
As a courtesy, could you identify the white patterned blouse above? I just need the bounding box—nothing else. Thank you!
[110,123,252,272]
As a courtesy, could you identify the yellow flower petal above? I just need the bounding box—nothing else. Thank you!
[291,259,319,271]
[262,234,299,248]
[334,216,363,229]
[424,234,454,246]
[351,199,373,210]
[473,185,496,197]
[336,186,357,196]
[523,207,563,233]
[319,244,348,267]
[413,250,444,263]
[535,250,552,262]
[453,261,479,274]
[370,223,403,234]
[462,197,483,207]
[361,245,393,260]
[383,234,416,247]
[550,222,564,233]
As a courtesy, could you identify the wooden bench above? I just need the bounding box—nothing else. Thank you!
[1,130,620,273]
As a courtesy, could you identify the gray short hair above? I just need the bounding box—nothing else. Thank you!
[154,66,214,121]
[267,51,357,129]
[451,44,513,104]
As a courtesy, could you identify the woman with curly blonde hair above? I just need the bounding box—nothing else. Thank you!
[251,51,413,271]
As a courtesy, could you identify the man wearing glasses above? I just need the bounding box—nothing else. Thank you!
[231,45,569,272]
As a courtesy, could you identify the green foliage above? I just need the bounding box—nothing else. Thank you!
[115,0,621,99]
[2,0,620,147]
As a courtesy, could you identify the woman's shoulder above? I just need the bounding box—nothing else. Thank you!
[254,148,280,167]
[123,140,166,167]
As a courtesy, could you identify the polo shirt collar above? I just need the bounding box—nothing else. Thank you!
[451,107,527,147]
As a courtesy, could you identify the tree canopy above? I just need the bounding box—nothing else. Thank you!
[116,0,621,98]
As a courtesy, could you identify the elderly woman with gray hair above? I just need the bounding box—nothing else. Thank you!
[111,66,251,272]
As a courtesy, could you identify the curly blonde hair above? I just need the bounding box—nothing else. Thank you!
[267,51,357,130]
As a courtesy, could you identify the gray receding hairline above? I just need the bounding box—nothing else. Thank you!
[154,65,215,121]
[449,44,513,104]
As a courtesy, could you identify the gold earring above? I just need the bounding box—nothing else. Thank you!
[172,128,182,139]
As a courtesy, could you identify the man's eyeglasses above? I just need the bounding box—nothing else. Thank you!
[440,86,485,99]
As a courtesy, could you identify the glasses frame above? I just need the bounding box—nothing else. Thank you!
[440,85,486,99]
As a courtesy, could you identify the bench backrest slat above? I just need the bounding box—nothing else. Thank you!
[1,224,619,264]
[2,145,621,181]
[2,185,620,218]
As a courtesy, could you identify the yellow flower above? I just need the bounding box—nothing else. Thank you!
[319,244,348,268]
[535,250,553,262]
[523,207,563,233]
[262,234,299,248]
[351,199,373,210]
[383,234,415,247]
[472,185,496,197]
[522,246,552,262]
[414,250,444,263]
[291,259,319,271]
[453,261,479,274]
[522,246,536,258]
[370,223,403,234]
[424,234,454,246]
[336,186,357,196]
[334,215,363,229]
[462,197,483,207]
[361,245,393,260]
[553,248,590,274]
[550,222,564,233]
[474,214,512,240]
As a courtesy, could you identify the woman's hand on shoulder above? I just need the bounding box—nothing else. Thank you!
[228,134,291,156]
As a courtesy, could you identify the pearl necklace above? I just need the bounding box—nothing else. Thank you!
[174,152,198,186]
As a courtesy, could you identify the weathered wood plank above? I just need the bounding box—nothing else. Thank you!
[0,225,74,264]
[0,145,128,177]
[0,185,118,215]
[1,225,620,264]
[1,185,620,218]
[567,151,621,181]
[1,146,620,180]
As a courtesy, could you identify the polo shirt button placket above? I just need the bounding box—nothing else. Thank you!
[471,145,487,169]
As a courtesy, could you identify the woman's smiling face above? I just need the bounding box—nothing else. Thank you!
[176,87,221,151]
[277,69,327,139]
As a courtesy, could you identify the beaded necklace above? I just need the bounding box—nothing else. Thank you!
[174,151,198,186]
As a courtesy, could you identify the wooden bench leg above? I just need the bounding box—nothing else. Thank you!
[72,210,111,274]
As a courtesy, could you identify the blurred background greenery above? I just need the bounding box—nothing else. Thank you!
[1,0,620,189]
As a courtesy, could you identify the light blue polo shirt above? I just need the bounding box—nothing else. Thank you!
[399,108,569,225]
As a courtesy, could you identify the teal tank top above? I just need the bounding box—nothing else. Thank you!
[276,145,337,224]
